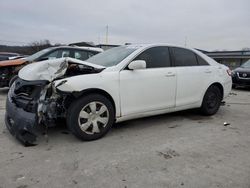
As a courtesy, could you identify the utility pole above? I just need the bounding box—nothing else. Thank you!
[105,25,109,45]
[184,36,187,47]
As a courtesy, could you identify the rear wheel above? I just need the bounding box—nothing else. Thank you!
[200,85,222,115]
[67,94,115,141]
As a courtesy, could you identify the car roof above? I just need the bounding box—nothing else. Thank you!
[49,46,103,53]
[125,43,194,50]
[0,52,20,56]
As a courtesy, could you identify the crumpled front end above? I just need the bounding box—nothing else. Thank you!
[5,58,105,146]
[5,78,50,146]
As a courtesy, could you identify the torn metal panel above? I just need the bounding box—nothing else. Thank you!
[5,56,106,146]
[18,57,105,82]
[5,78,50,146]
[19,58,69,82]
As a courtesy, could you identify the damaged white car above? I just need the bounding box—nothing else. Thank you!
[5,44,232,146]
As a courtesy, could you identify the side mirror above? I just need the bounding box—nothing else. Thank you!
[128,60,146,70]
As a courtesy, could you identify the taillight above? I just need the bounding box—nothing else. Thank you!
[226,69,232,76]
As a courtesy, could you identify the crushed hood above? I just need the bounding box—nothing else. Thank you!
[18,57,105,81]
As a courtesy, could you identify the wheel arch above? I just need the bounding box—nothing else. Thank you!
[67,88,117,116]
[207,82,224,100]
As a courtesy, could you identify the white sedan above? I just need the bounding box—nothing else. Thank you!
[6,44,232,145]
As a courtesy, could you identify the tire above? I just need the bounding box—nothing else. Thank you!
[66,94,115,141]
[200,85,222,116]
[232,84,236,89]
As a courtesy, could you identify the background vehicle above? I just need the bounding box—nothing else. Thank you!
[5,44,232,146]
[232,59,250,88]
[0,52,22,61]
[0,46,103,87]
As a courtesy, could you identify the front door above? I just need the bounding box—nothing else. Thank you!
[119,46,177,116]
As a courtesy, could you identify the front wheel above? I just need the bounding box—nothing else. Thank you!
[67,94,115,141]
[200,85,222,116]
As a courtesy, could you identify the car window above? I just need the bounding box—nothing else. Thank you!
[46,50,59,59]
[0,56,8,61]
[241,59,250,68]
[73,50,88,61]
[59,50,70,58]
[172,47,198,66]
[27,48,52,62]
[87,46,137,67]
[196,55,209,65]
[59,50,70,57]
[88,51,98,58]
[43,49,70,60]
[134,47,171,68]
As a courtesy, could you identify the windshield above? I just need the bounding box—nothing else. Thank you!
[26,48,52,62]
[241,60,250,68]
[86,46,137,67]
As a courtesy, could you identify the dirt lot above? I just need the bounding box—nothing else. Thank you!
[0,88,250,188]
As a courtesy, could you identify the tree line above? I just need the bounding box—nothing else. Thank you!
[0,40,62,55]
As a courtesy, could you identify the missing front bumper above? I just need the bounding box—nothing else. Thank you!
[5,96,43,146]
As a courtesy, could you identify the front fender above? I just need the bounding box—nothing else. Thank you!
[55,72,121,117]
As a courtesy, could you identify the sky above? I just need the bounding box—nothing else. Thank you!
[0,0,250,51]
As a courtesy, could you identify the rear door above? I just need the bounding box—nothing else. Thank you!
[119,46,177,116]
[170,47,211,107]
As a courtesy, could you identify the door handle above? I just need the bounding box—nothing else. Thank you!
[165,72,176,77]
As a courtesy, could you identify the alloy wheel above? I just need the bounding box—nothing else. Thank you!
[78,101,109,135]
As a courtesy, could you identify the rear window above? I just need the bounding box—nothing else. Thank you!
[196,55,209,65]
[172,47,198,66]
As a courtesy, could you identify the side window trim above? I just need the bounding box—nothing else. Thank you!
[69,49,74,59]
[169,47,175,67]
[167,47,174,67]
[195,54,199,65]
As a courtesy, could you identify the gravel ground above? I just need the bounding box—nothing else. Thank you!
[0,88,250,188]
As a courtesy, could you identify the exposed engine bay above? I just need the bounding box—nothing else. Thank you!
[5,58,105,146]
